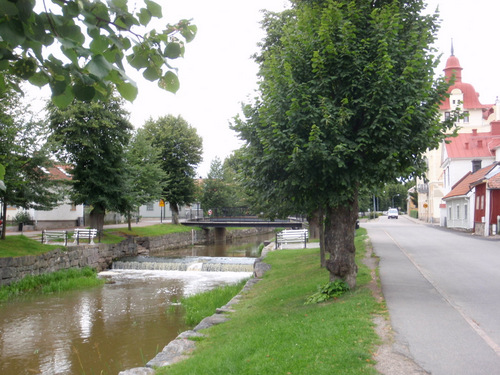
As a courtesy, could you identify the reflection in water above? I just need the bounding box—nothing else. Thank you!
[0,232,270,375]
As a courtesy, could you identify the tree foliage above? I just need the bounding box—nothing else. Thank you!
[199,156,249,212]
[142,114,202,224]
[47,95,132,230]
[233,0,454,287]
[0,0,197,106]
[121,128,166,229]
[0,84,61,239]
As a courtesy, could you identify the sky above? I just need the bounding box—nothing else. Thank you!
[25,0,500,177]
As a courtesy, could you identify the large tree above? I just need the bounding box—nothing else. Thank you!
[47,96,132,231]
[121,128,166,230]
[0,85,61,239]
[0,0,196,105]
[233,0,455,288]
[142,115,202,224]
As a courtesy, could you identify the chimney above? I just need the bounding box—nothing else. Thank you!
[472,129,478,136]
[492,121,500,135]
[464,142,469,150]
[478,140,483,148]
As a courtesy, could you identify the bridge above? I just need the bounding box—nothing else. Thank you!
[181,217,304,229]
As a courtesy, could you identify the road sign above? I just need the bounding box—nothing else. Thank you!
[159,199,165,207]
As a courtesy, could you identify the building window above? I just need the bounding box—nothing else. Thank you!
[472,160,482,173]
[463,111,469,123]
[147,202,154,211]
[456,205,460,219]
[481,195,485,210]
[449,207,452,220]
[464,204,468,220]
[445,112,451,120]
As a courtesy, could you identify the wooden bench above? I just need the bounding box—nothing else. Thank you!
[276,229,309,249]
[42,230,68,246]
[73,228,98,245]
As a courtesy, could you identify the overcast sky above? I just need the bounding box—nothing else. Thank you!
[27,1,500,177]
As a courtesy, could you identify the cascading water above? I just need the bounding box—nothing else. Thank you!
[112,256,257,273]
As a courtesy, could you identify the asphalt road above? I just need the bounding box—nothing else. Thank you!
[365,216,500,375]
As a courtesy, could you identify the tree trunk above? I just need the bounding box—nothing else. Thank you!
[89,205,105,231]
[318,207,326,268]
[127,210,132,231]
[324,197,359,289]
[1,201,6,240]
[308,209,321,240]
[170,202,180,225]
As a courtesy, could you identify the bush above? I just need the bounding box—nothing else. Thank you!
[304,280,350,304]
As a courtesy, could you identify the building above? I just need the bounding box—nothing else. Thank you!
[417,50,498,223]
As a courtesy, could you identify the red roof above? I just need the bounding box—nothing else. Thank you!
[443,163,497,199]
[445,129,500,159]
[440,54,493,111]
[46,165,73,181]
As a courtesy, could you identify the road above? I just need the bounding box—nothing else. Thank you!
[365,216,500,375]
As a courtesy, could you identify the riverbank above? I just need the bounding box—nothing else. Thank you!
[125,228,385,375]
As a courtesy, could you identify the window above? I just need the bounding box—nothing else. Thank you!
[147,202,154,211]
[464,204,468,220]
[463,111,469,123]
[481,195,485,210]
[456,205,460,219]
[449,207,452,220]
[445,112,451,120]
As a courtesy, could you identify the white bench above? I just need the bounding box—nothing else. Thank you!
[276,229,309,248]
[73,228,98,245]
[42,230,68,245]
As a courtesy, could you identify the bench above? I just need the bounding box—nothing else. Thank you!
[41,230,68,246]
[73,228,98,245]
[276,229,309,249]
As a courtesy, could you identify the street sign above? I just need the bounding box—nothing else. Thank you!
[159,199,165,207]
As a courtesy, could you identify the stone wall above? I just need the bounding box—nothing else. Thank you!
[0,238,137,286]
[0,227,275,287]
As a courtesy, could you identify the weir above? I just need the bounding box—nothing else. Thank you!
[112,256,256,273]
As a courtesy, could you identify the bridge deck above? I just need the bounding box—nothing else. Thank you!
[182,219,303,228]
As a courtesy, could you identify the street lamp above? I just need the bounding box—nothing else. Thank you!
[392,194,400,208]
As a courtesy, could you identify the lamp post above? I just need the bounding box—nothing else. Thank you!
[392,194,400,208]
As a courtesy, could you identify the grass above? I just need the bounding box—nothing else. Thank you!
[0,224,200,258]
[0,266,105,302]
[106,223,197,237]
[0,235,63,257]
[176,279,249,327]
[157,228,382,375]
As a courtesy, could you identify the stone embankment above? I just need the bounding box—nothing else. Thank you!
[0,228,273,286]
[118,242,276,375]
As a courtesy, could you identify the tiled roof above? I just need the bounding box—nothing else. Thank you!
[445,131,500,159]
[46,164,73,181]
[443,163,497,199]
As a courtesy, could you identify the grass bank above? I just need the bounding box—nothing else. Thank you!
[0,266,105,302]
[157,228,382,375]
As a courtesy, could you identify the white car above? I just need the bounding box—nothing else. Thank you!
[388,208,399,219]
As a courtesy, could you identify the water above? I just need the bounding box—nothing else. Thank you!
[0,233,272,375]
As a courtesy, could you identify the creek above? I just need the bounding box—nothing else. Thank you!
[0,232,272,375]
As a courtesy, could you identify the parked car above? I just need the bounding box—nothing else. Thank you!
[387,208,399,219]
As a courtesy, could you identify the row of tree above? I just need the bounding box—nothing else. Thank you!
[0,83,203,238]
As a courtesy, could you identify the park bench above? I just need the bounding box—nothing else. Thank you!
[72,228,98,245]
[41,230,68,246]
[276,229,309,249]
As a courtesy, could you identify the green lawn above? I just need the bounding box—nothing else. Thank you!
[157,228,383,375]
[0,224,200,257]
